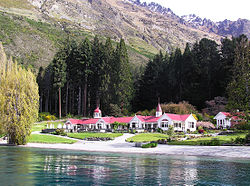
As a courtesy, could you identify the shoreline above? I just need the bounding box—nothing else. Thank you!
[20,143,250,159]
[20,141,250,159]
[1,133,250,159]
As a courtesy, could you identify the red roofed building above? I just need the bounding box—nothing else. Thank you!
[66,104,197,132]
[214,112,244,129]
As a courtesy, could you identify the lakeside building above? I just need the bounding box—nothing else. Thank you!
[65,104,197,133]
[214,112,242,129]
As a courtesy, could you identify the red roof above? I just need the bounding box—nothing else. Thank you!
[221,112,241,120]
[166,114,190,121]
[68,118,99,125]
[111,117,134,123]
[136,114,191,123]
[67,114,192,125]
[156,103,162,112]
[94,107,101,113]
[221,112,230,116]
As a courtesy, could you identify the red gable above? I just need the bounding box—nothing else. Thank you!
[94,107,101,113]
[221,112,230,116]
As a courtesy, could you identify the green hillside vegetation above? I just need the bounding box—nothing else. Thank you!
[0,11,149,71]
[0,0,33,9]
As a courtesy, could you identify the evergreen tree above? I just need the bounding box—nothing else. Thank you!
[112,39,133,113]
[0,43,39,145]
[78,38,92,116]
[227,35,249,111]
[135,51,165,110]
[51,46,67,118]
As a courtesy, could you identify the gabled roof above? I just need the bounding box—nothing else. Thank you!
[221,112,230,116]
[166,114,190,121]
[214,112,241,120]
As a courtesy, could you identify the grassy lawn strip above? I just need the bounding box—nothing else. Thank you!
[127,133,168,142]
[29,134,77,144]
[67,133,123,140]
[168,133,247,145]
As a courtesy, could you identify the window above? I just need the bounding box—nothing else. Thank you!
[188,122,194,128]
[161,119,168,128]
[179,123,181,128]
[97,124,102,129]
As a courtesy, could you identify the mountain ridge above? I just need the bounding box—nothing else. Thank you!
[0,0,224,70]
[129,0,250,38]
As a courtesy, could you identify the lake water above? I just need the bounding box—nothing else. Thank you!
[0,147,249,185]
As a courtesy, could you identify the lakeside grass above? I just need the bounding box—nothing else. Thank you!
[126,133,169,142]
[67,133,123,140]
[168,133,247,145]
[28,134,77,144]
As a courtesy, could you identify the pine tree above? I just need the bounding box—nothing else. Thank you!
[113,39,133,113]
[51,46,67,118]
[78,38,92,116]
[227,35,249,111]
[0,43,39,145]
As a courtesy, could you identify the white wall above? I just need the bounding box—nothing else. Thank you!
[185,115,197,132]
[129,116,143,128]
[214,113,231,128]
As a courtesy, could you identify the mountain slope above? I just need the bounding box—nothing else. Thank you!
[128,0,249,38]
[0,0,222,70]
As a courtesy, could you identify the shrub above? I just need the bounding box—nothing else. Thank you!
[45,115,56,121]
[129,129,136,134]
[66,113,73,119]
[234,122,250,130]
[142,142,158,148]
[232,137,246,144]
[157,128,163,133]
[198,129,204,134]
[51,129,67,136]
[245,133,250,143]
[38,112,57,121]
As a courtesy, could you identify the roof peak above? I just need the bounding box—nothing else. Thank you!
[156,103,162,112]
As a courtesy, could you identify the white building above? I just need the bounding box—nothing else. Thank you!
[214,112,237,129]
[66,104,197,132]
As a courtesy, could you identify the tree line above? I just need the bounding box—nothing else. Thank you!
[133,35,249,112]
[38,35,249,118]
[37,36,133,118]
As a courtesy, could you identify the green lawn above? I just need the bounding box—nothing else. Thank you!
[168,133,247,145]
[67,133,123,140]
[32,121,65,132]
[126,133,169,142]
[28,134,76,144]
